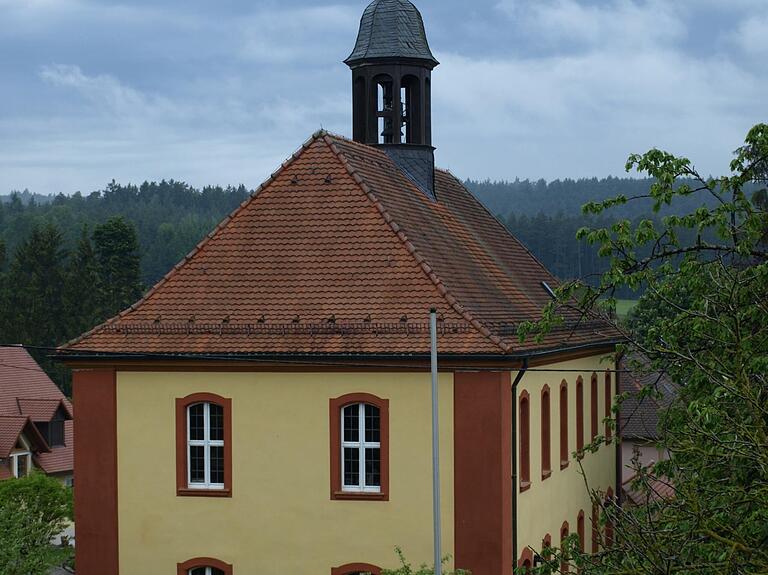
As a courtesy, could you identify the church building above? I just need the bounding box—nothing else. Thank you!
[61,1,621,573]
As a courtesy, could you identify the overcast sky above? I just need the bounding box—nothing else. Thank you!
[1,0,765,195]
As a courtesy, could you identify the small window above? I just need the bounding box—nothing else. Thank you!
[177,558,232,575]
[176,393,232,497]
[591,503,600,553]
[12,452,31,478]
[541,385,551,479]
[604,372,613,443]
[576,377,584,452]
[591,373,598,441]
[519,390,531,491]
[560,380,569,469]
[330,394,389,500]
[577,510,585,553]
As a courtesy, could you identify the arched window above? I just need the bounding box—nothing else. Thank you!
[177,558,232,575]
[560,521,570,573]
[330,393,389,500]
[541,385,551,479]
[176,393,232,497]
[590,373,598,441]
[373,75,396,144]
[519,390,531,491]
[543,533,552,560]
[518,547,534,572]
[591,502,600,553]
[577,510,585,553]
[401,75,422,144]
[604,371,613,443]
[560,380,569,469]
[331,563,381,575]
[576,377,584,452]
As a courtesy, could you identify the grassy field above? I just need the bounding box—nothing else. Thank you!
[615,299,639,319]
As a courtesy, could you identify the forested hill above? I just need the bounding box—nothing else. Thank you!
[0,176,713,291]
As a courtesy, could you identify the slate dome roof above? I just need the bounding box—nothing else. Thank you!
[345,0,439,66]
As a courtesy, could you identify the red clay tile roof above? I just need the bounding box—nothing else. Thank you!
[62,132,620,357]
[0,415,50,458]
[0,347,73,473]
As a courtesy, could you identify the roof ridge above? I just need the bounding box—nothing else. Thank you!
[322,134,511,353]
[60,130,330,351]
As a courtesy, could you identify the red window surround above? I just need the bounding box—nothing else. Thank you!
[591,503,600,553]
[329,393,389,501]
[177,558,233,575]
[175,393,232,498]
[331,563,382,575]
[541,385,551,480]
[543,533,552,560]
[604,371,613,443]
[576,377,584,452]
[590,373,598,441]
[560,380,569,470]
[519,390,531,492]
[518,547,534,571]
[577,510,585,553]
[560,521,570,573]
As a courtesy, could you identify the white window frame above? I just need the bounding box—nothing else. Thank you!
[11,451,31,478]
[187,402,225,490]
[341,402,381,493]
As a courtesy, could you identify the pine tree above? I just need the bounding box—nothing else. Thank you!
[93,217,143,319]
[63,226,100,338]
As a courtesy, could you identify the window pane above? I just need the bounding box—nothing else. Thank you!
[365,447,381,487]
[210,446,225,485]
[343,405,359,442]
[189,569,206,575]
[343,447,360,486]
[51,419,65,447]
[190,446,205,483]
[189,403,205,441]
[209,404,224,442]
[365,404,380,443]
[212,569,225,575]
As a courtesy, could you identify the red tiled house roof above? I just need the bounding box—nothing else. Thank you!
[0,347,73,474]
[61,132,620,358]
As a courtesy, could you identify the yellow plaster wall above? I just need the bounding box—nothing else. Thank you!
[515,355,617,558]
[116,371,454,575]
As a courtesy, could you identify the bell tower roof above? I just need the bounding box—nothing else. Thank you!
[345,0,439,67]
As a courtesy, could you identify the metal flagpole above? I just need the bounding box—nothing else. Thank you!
[430,308,442,575]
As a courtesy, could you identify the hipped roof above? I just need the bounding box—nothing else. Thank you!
[61,132,620,359]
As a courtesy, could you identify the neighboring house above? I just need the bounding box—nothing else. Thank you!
[0,346,74,484]
[59,2,622,574]
[619,354,677,499]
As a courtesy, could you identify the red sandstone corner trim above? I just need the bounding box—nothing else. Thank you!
[73,369,118,575]
[177,557,233,575]
[331,563,381,575]
[175,393,232,498]
[454,371,512,574]
[329,393,389,501]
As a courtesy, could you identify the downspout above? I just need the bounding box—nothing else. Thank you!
[511,357,529,569]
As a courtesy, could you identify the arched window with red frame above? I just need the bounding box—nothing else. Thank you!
[543,533,552,561]
[604,371,613,443]
[519,390,531,491]
[177,558,232,575]
[560,521,570,573]
[590,373,598,441]
[331,563,381,575]
[175,393,233,498]
[577,510,585,552]
[591,502,600,553]
[518,547,534,572]
[576,376,584,451]
[560,380,569,469]
[541,384,551,480]
[329,393,389,501]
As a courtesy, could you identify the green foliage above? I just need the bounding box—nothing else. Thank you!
[93,216,143,318]
[0,473,73,575]
[382,548,469,575]
[523,124,768,574]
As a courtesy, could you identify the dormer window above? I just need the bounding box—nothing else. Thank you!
[36,412,65,448]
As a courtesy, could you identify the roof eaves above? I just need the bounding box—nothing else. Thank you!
[322,134,511,354]
[60,130,331,351]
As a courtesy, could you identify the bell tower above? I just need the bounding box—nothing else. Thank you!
[345,0,439,147]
